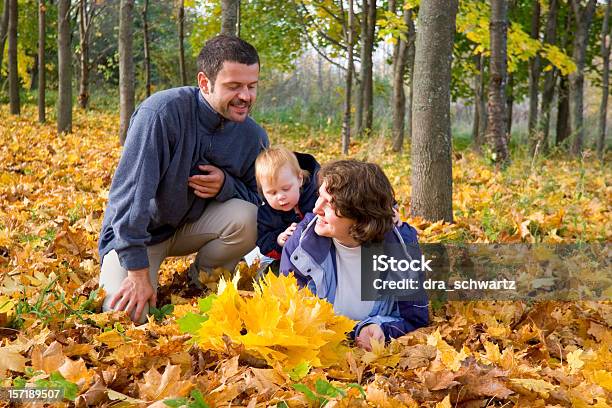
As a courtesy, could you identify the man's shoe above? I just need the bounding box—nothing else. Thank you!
[187,262,205,290]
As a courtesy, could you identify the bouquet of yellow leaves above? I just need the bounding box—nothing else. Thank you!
[177,272,356,370]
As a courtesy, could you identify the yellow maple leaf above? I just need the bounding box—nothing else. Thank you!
[427,329,468,372]
[510,378,557,398]
[194,272,355,370]
[567,349,585,374]
[435,395,452,408]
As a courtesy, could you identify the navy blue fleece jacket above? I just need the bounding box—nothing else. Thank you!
[256,152,320,259]
[99,86,269,270]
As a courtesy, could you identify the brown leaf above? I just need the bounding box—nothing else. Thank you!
[399,344,437,370]
[31,341,65,373]
[138,364,192,401]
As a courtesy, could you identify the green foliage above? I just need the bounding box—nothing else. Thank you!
[189,0,304,72]
[164,389,210,408]
[150,303,175,322]
[292,379,366,407]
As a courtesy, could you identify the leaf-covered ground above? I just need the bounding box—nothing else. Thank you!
[0,106,610,407]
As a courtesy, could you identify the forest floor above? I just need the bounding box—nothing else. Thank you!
[0,106,610,407]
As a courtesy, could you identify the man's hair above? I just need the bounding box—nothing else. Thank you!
[318,160,395,244]
[255,147,307,189]
[197,35,260,86]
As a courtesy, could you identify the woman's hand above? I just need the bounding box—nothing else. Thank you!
[392,207,402,227]
[277,223,298,247]
[355,324,385,351]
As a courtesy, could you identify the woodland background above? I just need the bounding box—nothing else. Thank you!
[0,0,611,407]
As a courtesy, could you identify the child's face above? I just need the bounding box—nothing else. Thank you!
[261,164,303,211]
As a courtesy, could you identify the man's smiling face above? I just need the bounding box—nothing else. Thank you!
[198,61,259,122]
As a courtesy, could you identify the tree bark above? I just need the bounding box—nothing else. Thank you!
[57,0,71,133]
[178,0,187,86]
[221,0,239,36]
[486,0,509,164]
[556,74,570,145]
[598,0,611,159]
[392,4,414,152]
[0,0,9,77]
[406,16,415,141]
[358,0,376,137]
[142,0,151,97]
[472,54,481,145]
[527,0,541,154]
[355,0,366,135]
[569,0,597,156]
[38,0,45,123]
[506,72,513,142]
[477,53,487,148]
[8,0,19,115]
[342,0,355,155]
[539,0,559,153]
[410,0,457,223]
[119,0,135,144]
[78,0,90,109]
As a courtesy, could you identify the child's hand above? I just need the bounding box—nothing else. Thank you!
[277,223,298,247]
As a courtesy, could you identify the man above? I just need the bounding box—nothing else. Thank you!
[98,35,268,323]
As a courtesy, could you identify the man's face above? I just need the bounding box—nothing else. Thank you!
[198,61,259,122]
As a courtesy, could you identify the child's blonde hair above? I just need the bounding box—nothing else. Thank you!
[255,147,307,188]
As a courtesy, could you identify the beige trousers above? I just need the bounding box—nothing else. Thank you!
[99,199,257,321]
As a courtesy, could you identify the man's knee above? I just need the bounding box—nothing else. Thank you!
[221,199,257,244]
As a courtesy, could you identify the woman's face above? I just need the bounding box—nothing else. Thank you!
[313,182,359,247]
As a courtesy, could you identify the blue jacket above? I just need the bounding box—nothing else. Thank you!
[257,153,320,260]
[280,213,429,340]
[99,87,269,270]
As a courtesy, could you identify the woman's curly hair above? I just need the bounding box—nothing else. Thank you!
[318,160,395,244]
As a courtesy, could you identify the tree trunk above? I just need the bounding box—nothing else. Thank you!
[569,0,597,156]
[392,5,413,152]
[359,0,376,137]
[355,0,366,136]
[539,0,559,153]
[221,0,239,36]
[0,0,9,78]
[472,54,481,145]
[178,0,187,86]
[506,72,513,142]
[142,0,151,97]
[78,0,90,109]
[598,0,611,159]
[556,74,570,145]
[527,0,541,154]
[38,0,45,123]
[57,0,71,133]
[406,17,415,141]
[119,0,135,144]
[411,0,457,223]
[477,53,487,147]
[8,0,19,115]
[486,0,509,164]
[342,0,355,155]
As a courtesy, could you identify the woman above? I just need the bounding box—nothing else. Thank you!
[280,160,429,351]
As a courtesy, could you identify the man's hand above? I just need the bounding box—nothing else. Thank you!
[355,324,385,351]
[188,165,225,198]
[109,268,157,323]
[277,222,298,247]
